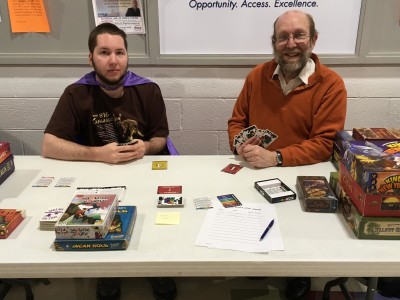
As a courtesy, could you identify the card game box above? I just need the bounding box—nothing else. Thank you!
[0,154,15,186]
[296,176,338,212]
[338,187,400,240]
[157,185,184,207]
[54,206,137,251]
[0,209,26,239]
[353,128,400,142]
[254,178,296,204]
[341,140,400,194]
[55,193,118,239]
[339,162,400,217]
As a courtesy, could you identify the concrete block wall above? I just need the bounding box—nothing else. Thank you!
[0,65,399,156]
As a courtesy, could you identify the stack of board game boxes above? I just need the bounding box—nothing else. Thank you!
[332,128,400,239]
[0,141,15,185]
[53,192,137,251]
[0,141,24,239]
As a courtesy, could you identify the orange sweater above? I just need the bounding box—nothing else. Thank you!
[228,54,347,166]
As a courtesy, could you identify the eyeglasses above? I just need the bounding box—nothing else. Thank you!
[274,32,310,45]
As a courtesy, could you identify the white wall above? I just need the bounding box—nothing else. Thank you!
[0,64,399,155]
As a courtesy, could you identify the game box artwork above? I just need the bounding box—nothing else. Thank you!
[332,130,355,170]
[0,154,15,186]
[339,162,400,217]
[338,186,400,240]
[296,176,338,213]
[353,128,400,142]
[342,140,400,194]
[0,141,12,165]
[54,206,137,251]
[55,193,118,239]
[0,209,26,239]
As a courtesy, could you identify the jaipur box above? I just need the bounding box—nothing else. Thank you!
[55,193,118,239]
[353,128,400,142]
[341,140,400,194]
[296,176,338,212]
[338,187,400,240]
[339,162,400,217]
[254,178,296,204]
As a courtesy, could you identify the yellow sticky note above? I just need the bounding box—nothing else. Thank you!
[152,160,168,170]
[155,212,180,225]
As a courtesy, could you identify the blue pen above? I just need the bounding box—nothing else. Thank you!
[259,219,274,241]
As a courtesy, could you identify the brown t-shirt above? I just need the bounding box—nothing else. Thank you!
[45,82,169,147]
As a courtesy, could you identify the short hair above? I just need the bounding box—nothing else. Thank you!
[271,11,317,42]
[88,23,128,53]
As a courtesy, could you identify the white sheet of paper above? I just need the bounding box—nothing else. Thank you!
[195,202,284,253]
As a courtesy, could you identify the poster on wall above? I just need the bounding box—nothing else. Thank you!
[92,0,145,34]
[158,0,362,55]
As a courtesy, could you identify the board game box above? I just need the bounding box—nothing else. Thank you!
[339,162,400,217]
[353,128,400,142]
[338,186,400,240]
[332,130,354,170]
[0,209,26,239]
[0,141,11,165]
[54,193,118,239]
[341,140,400,194]
[296,176,338,213]
[254,178,296,203]
[54,206,137,251]
[0,154,15,186]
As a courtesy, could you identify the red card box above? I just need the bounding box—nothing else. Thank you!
[157,186,182,194]
[339,162,400,217]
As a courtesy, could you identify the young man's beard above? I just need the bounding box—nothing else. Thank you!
[93,61,128,87]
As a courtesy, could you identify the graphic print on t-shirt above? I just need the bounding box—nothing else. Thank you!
[113,113,144,143]
[92,111,119,144]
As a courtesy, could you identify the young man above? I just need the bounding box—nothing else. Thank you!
[42,23,176,300]
[228,10,347,299]
[42,23,168,164]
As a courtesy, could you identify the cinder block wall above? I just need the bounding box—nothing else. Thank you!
[0,65,399,155]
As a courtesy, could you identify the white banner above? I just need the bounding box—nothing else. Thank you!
[158,0,362,54]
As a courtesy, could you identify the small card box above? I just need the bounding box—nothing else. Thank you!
[254,178,296,203]
[296,176,338,213]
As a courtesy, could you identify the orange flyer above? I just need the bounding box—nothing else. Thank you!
[7,0,50,32]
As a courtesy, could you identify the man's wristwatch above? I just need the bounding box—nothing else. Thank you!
[276,151,283,166]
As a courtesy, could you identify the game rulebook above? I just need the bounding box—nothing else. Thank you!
[0,209,26,239]
[54,193,118,239]
[54,206,137,251]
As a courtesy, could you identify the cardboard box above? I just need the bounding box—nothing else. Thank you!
[332,130,354,170]
[353,128,400,142]
[55,193,118,239]
[254,178,296,204]
[339,162,400,217]
[338,187,400,240]
[0,155,15,185]
[0,142,12,165]
[341,140,400,194]
[296,176,338,213]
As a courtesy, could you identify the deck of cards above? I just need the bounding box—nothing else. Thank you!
[234,125,278,149]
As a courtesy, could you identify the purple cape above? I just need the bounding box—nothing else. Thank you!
[75,71,152,86]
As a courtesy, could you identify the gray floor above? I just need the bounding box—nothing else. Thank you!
[2,277,367,300]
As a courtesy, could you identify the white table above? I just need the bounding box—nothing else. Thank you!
[0,156,398,285]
